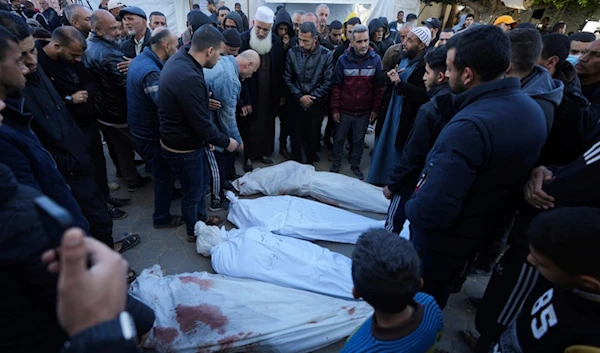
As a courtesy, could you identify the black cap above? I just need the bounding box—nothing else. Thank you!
[119,6,147,20]
[330,20,342,30]
[207,0,216,5]
[422,17,441,29]
[223,28,242,48]
[406,13,417,21]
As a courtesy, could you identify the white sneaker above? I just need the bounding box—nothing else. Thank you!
[367,125,374,134]
[108,182,120,191]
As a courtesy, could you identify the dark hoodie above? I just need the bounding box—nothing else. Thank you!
[539,61,599,166]
[368,19,387,56]
[521,65,564,133]
[224,10,243,32]
[179,10,216,47]
[274,9,294,53]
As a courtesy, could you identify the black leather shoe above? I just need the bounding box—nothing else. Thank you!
[108,204,128,220]
[107,197,132,207]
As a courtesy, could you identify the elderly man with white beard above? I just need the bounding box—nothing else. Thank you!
[238,6,285,172]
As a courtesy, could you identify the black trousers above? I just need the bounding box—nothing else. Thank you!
[66,174,114,247]
[290,103,323,164]
[80,122,109,200]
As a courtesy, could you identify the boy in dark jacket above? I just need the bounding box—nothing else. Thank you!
[405,26,547,309]
[330,24,384,179]
[494,207,600,353]
[384,46,454,234]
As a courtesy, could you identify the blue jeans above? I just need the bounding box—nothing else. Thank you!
[136,138,175,225]
[161,148,207,235]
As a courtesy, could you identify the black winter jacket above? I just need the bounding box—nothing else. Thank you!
[387,83,454,199]
[158,47,230,151]
[539,61,598,166]
[120,28,152,59]
[0,164,67,353]
[375,52,429,149]
[37,45,99,128]
[283,43,334,109]
[84,33,128,125]
[23,65,93,178]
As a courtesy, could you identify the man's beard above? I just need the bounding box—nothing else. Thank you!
[449,76,468,94]
[127,28,136,37]
[249,29,272,55]
[404,47,418,60]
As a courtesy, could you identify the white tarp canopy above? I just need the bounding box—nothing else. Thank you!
[77,0,190,35]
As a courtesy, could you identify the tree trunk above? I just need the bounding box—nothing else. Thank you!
[446,4,459,28]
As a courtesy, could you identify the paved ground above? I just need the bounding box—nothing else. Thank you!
[109,121,488,352]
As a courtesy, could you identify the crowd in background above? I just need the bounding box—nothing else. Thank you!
[1,0,600,352]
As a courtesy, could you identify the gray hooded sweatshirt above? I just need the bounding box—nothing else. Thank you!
[521,65,565,133]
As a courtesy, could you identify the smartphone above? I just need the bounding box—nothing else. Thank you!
[34,195,74,247]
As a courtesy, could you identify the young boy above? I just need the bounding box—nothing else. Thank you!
[342,229,444,352]
[493,207,600,353]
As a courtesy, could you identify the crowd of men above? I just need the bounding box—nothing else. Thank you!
[0,0,600,352]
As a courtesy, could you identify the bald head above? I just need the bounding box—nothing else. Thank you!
[150,26,178,60]
[236,49,260,80]
[303,12,318,27]
[65,4,92,36]
[90,9,119,41]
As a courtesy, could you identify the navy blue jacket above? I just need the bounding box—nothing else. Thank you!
[127,46,163,140]
[0,164,67,353]
[405,78,547,256]
[0,96,89,233]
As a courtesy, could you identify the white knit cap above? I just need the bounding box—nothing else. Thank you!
[411,26,432,46]
[255,6,274,24]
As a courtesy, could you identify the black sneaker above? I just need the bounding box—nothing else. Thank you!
[351,166,364,180]
[107,197,132,207]
[330,164,340,173]
[108,204,128,220]
[128,176,151,192]
[209,199,230,211]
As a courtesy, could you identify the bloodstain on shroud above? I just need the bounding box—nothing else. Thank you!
[180,276,213,290]
[175,304,230,335]
[218,332,254,350]
[348,307,356,315]
[153,326,179,344]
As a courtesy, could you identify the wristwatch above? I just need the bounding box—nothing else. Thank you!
[65,95,73,104]
[64,312,137,351]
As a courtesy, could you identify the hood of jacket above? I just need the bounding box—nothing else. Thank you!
[0,164,18,205]
[554,60,582,96]
[521,65,564,109]
[274,8,293,32]
[189,10,216,32]
[225,10,243,32]
[368,19,385,37]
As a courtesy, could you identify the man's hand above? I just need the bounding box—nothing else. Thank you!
[300,95,315,109]
[241,105,252,116]
[237,142,244,151]
[226,137,239,152]
[332,112,340,123]
[524,166,555,209]
[72,90,88,104]
[387,65,405,85]
[369,111,377,122]
[117,56,132,74]
[282,34,290,49]
[209,92,222,110]
[280,97,285,106]
[383,185,394,200]
[41,228,128,337]
[208,144,215,151]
